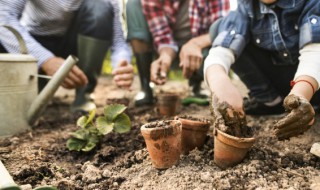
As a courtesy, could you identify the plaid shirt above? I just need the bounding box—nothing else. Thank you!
[141,0,230,51]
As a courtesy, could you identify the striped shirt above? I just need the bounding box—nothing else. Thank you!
[0,0,131,68]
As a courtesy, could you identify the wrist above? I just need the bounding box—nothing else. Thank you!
[159,47,176,62]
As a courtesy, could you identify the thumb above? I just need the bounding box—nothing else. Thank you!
[284,94,300,110]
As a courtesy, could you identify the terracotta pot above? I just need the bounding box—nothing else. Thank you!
[157,93,180,116]
[140,120,182,169]
[214,128,255,169]
[175,116,211,154]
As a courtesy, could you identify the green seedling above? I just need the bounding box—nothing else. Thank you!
[66,104,131,152]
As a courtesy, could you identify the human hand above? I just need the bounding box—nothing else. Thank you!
[151,47,175,85]
[274,94,315,140]
[211,94,247,137]
[179,40,203,79]
[112,60,134,89]
[41,57,88,89]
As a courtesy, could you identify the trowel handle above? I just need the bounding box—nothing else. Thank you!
[27,55,78,125]
[0,161,20,190]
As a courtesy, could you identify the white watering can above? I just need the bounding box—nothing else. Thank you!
[0,25,78,137]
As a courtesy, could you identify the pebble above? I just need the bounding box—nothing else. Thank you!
[310,142,320,158]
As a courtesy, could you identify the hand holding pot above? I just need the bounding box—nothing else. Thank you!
[274,94,315,140]
[211,94,246,137]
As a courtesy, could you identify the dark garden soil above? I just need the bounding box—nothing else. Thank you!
[0,76,320,190]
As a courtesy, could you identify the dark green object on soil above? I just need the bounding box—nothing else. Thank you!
[182,97,209,106]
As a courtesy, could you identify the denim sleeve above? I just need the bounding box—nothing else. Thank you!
[299,0,320,48]
[212,5,250,57]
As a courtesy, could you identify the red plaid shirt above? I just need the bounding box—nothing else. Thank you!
[141,0,230,51]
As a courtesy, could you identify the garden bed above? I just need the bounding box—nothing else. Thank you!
[0,76,319,190]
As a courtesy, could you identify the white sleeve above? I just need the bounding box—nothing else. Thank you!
[294,43,320,89]
[203,46,235,85]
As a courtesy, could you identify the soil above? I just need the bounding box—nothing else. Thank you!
[1,76,320,190]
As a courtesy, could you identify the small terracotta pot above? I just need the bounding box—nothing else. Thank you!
[214,128,255,169]
[140,120,182,169]
[157,93,180,116]
[175,116,211,154]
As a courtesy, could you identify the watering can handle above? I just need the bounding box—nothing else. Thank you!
[1,25,28,54]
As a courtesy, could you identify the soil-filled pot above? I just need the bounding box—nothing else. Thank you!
[175,116,211,154]
[157,93,180,116]
[141,120,182,169]
[214,128,255,169]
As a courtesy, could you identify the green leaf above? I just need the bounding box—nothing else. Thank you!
[86,109,96,124]
[96,116,114,135]
[81,135,100,152]
[70,129,89,140]
[104,104,127,121]
[113,113,131,133]
[77,116,88,128]
[66,138,87,151]
[76,110,96,128]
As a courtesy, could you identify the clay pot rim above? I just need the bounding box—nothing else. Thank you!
[175,116,211,125]
[215,128,255,149]
[141,120,182,133]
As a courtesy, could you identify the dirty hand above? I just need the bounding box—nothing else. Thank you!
[112,60,134,89]
[179,40,203,79]
[211,94,247,137]
[151,47,176,85]
[41,56,88,89]
[274,94,315,140]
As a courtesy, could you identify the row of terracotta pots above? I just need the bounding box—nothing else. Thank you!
[140,117,255,169]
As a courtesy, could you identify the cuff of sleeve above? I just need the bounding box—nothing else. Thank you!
[111,49,132,69]
[203,46,235,86]
[294,43,320,89]
[299,16,320,48]
[212,31,246,57]
[37,51,55,68]
[158,44,179,52]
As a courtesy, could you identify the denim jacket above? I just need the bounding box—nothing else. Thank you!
[213,0,320,65]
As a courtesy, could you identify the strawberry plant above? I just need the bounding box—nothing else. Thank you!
[66,104,131,152]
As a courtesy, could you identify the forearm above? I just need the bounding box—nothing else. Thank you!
[205,65,231,93]
[158,46,177,64]
[111,0,132,69]
[189,34,211,49]
[293,43,320,100]
[290,75,318,101]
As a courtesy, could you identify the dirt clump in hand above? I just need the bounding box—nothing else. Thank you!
[211,96,253,138]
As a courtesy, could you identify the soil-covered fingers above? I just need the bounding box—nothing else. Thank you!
[275,124,312,140]
[274,99,314,130]
[275,112,314,133]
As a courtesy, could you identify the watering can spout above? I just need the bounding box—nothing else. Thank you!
[27,55,78,125]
